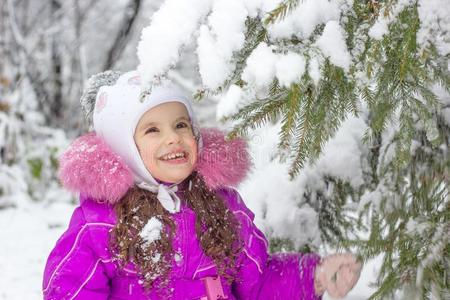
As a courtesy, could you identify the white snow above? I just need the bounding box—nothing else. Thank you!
[275,52,306,88]
[309,55,322,85]
[368,0,416,40]
[243,0,279,18]
[0,200,74,299]
[242,46,308,90]
[197,25,230,89]
[417,0,450,56]
[267,0,341,40]
[242,42,278,89]
[368,19,389,40]
[240,115,367,247]
[316,116,367,189]
[315,21,351,72]
[137,0,212,85]
[136,0,356,91]
[151,253,162,263]
[216,84,244,119]
[139,217,163,248]
[197,0,247,90]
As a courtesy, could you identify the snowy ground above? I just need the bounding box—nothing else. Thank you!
[0,197,379,300]
[0,200,71,299]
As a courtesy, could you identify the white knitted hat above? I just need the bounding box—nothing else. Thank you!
[93,70,200,212]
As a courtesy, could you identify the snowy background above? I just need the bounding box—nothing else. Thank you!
[1,0,448,299]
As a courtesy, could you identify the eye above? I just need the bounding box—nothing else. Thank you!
[145,127,159,134]
[176,122,189,129]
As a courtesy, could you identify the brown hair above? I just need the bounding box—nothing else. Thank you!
[109,171,242,291]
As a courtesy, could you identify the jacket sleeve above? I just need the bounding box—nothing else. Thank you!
[221,188,322,300]
[42,207,112,300]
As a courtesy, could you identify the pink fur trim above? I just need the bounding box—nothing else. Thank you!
[58,133,134,204]
[196,128,251,189]
[58,129,251,203]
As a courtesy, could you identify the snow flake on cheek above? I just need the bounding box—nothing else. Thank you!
[96,92,108,113]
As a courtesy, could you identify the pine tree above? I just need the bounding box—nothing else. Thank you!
[215,1,449,298]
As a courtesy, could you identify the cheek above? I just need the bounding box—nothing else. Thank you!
[142,149,155,165]
[137,140,158,166]
[189,139,198,165]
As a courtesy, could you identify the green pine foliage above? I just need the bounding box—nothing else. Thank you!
[264,0,301,25]
[226,58,359,178]
[217,0,449,298]
[353,116,449,299]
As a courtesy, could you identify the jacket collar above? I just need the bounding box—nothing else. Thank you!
[58,128,251,204]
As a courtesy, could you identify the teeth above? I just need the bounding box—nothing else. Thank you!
[162,152,185,160]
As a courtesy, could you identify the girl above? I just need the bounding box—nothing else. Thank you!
[43,70,361,300]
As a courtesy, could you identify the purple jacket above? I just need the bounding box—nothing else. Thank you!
[43,129,321,300]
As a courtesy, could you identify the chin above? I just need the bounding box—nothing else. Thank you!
[149,164,194,184]
[162,173,191,184]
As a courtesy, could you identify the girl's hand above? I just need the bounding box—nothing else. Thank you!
[314,253,362,298]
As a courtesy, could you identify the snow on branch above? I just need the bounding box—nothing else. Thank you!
[137,0,212,86]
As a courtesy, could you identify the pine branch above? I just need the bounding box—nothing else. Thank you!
[289,83,314,178]
[278,83,301,150]
[264,0,301,25]
[228,17,267,88]
[221,1,449,296]
[359,117,450,298]
[226,93,287,139]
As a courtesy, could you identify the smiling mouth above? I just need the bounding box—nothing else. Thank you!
[159,151,188,161]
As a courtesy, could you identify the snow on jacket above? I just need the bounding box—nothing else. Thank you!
[43,129,321,300]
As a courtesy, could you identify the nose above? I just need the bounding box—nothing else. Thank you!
[165,128,181,145]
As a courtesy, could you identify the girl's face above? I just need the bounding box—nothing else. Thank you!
[134,101,198,184]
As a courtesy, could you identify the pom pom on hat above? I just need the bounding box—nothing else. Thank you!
[80,70,122,129]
